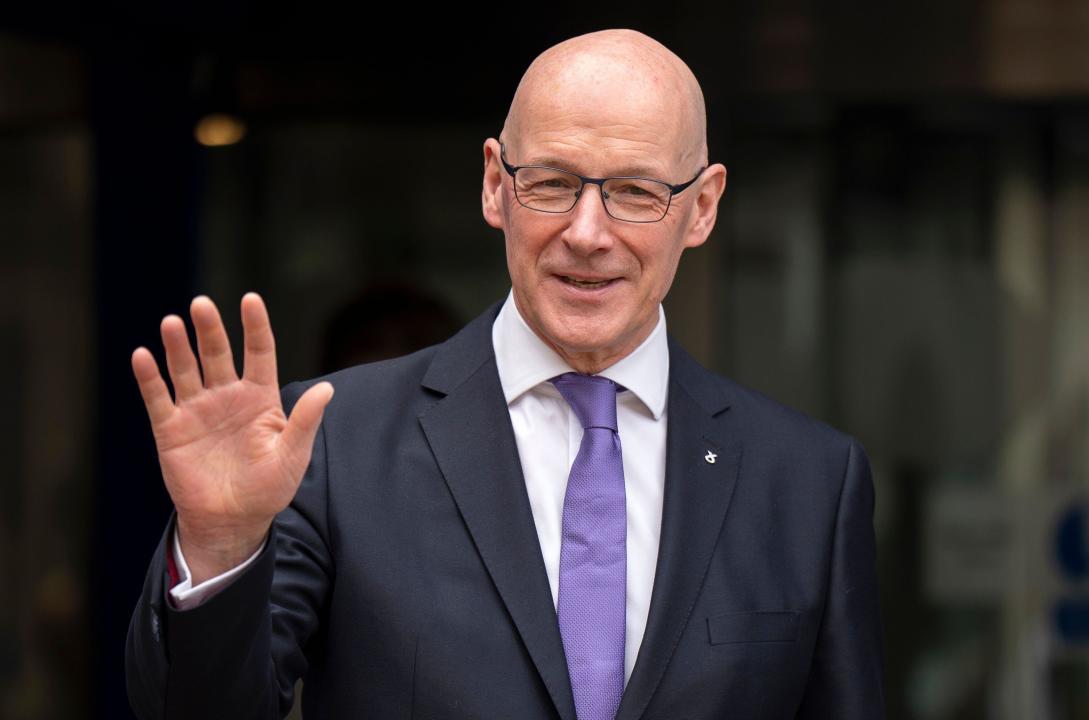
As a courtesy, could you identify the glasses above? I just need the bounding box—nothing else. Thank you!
[500,143,704,223]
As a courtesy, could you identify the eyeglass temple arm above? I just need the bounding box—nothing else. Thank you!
[669,167,706,195]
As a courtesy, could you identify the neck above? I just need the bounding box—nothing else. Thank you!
[553,348,626,376]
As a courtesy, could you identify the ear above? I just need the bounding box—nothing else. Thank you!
[482,138,505,230]
[682,163,727,249]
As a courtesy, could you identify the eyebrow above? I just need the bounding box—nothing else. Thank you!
[526,157,670,181]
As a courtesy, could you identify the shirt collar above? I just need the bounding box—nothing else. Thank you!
[491,290,669,420]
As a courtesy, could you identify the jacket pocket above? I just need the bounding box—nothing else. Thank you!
[706,610,800,645]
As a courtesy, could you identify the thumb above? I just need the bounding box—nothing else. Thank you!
[280,381,335,462]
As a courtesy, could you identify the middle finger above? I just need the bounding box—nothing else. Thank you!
[190,295,239,387]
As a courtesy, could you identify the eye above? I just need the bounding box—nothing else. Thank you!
[610,181,663,200]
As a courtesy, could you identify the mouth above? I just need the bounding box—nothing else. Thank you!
[557,274,619,290]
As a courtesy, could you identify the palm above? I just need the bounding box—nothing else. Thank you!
[131,293,333,556]
[156,380,294,524]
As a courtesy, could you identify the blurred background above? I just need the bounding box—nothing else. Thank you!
[2,4,1088,718]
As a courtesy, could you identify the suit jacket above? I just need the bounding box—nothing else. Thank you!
[126,300,885,719]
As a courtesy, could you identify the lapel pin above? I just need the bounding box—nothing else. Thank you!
[704,450,717,464]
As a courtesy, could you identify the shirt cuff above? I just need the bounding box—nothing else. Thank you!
[168,526,268,610]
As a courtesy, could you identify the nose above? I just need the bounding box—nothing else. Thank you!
[560,182,615,256]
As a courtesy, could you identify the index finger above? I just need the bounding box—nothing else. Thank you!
[131,346,176,427]
[241,292,278,387]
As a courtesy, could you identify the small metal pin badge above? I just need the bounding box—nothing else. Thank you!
[704,450,717,464]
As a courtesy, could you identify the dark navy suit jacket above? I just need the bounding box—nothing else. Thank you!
[126,300,885,719]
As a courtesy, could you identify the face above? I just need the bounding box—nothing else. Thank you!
[482,76,726,373]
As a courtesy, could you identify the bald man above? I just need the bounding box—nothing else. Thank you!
[126,29,884,720]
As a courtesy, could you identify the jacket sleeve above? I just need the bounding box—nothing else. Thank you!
[168,525,268,610]
[795,438,886,719]
[125,380,334,720]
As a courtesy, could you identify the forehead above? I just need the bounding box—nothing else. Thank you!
[511,56,689,178]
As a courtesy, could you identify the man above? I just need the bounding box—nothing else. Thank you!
[127,29,884,719]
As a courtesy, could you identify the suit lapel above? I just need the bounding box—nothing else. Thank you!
[417,304,577,720]
[616,338,742,720]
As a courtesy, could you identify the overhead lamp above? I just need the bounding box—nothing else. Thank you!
[194,112,246,147]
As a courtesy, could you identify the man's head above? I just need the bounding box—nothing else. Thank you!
[482,29,727,374]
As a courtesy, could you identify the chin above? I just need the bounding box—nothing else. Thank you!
[543,316,624,357]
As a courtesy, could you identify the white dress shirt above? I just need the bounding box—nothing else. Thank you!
[171,291,670,684]
[492,291,668,683]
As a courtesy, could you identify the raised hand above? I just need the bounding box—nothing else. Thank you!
[131,293,334,584]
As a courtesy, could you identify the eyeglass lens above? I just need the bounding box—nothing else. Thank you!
[513,167,671,222]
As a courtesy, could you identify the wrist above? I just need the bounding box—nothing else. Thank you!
[176,516,271,585]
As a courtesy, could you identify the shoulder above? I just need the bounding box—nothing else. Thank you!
[668,335,861,461]
[280,343,440,412]
[280,298,502,419]
[291,343,442,399]
[668,339,872,524]
[723,373,852,450]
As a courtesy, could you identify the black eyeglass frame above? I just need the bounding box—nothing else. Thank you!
[499,142,705,224]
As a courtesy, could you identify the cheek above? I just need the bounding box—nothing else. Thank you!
[505,235,545,292]
[640,242,688,298]
[507,219,556,269]
[635,238,678,276]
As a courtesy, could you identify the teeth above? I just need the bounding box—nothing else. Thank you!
[563,276,610,288]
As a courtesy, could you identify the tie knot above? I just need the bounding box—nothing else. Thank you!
[550,373,619,431]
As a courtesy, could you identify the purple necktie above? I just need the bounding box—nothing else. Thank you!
[550,373,626,720]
